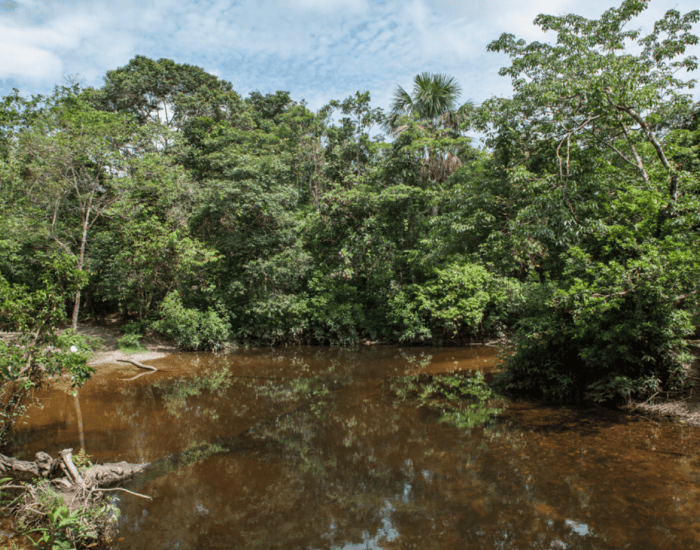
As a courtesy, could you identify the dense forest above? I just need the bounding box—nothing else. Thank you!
[1,0,699,408]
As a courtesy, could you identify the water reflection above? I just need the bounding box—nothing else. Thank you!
[10,346,700,549]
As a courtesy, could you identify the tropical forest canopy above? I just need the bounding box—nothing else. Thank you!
[1,0,699,404]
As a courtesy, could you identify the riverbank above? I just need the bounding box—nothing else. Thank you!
[77,322,178,368]
[621,340,700,427]
[74,323,700,427]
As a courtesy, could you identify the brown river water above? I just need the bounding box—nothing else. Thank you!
[8,346,700,549]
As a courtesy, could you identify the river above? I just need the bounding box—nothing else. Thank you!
[9,346,700,549]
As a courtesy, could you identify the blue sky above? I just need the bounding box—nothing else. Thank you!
[1,0,698,115]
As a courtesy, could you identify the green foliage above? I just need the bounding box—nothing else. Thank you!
[499,244,696,402]
[3,9,700,405]
[384,72,472,135]
[93,55,241,131]
[20,482,117,550]
[388,262,523,344]
[0,275,94,446]
[306,277,365,346]
[484,0,698,199]
[71,449,93,470]
[117,333,145,354]
[153,291,231,351]
[475,1,700,402]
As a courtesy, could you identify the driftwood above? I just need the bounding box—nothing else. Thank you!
[117,358,159,381]
[0,449,148,489]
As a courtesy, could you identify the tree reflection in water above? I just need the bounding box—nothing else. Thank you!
[11,346,700,550]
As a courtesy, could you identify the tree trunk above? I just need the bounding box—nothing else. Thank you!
[71,214,90,331]
[71,290,81,331]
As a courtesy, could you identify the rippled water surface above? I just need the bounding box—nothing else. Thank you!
[11,346,700,549]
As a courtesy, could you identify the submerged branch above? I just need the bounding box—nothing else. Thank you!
[118,358,159,381]
[94,487,152,500]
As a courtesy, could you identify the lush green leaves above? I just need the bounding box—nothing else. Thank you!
[3,8,700,405]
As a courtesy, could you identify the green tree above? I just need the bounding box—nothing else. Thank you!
[84,140,215,321]
[384,72,471,135]
[89,56,248,154]
[18,93,138,329]
[94,55,240,129]
[384,74,474,191]
[485,0,699,205]
[0,272,93,446]
[481,0,700,401]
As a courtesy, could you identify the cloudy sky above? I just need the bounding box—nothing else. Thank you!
[1,0,698,114]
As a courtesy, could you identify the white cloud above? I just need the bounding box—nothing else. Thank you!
[0,0,697,111]
[0,39,63,82]
[289,0,369,13]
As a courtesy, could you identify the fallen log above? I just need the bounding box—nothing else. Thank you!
[0,451,58,479]
[0,449,151,545]
[0,449,148,488]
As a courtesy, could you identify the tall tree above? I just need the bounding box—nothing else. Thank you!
[485,0,699,205]
[95,56,238,127]
[88,56,248,153]
[18,94,137,329]
[479,0,700,402]
[383,73,471,135]
[384,73,474,190]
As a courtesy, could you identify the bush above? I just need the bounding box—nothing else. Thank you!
[307,278,365,345]
[117,332,145,353]
[498,247,695,403]
[388,262,523,344]
[233,292,311,345]
[153,291,231,351]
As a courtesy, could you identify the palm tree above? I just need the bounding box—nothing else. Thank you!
[384,73,473,186]
[383,72,472,136]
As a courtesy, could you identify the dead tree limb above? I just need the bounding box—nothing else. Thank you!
[117,358,158,381]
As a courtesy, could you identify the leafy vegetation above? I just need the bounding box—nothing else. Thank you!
[0,274,94,447]
[0,453,119,550]
[1,0,698,404]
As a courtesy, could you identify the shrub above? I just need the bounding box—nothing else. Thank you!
[307,278,365,346]
[117,332,145,353]
[388,262,523,344]
[153,291,231,351]
[498,246,695,403]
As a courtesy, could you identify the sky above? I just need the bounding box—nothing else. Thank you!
[1,0,699,116]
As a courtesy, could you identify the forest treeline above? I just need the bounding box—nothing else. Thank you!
[1,0,699,403]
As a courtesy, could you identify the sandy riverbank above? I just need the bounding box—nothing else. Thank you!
[75,322,178,368]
